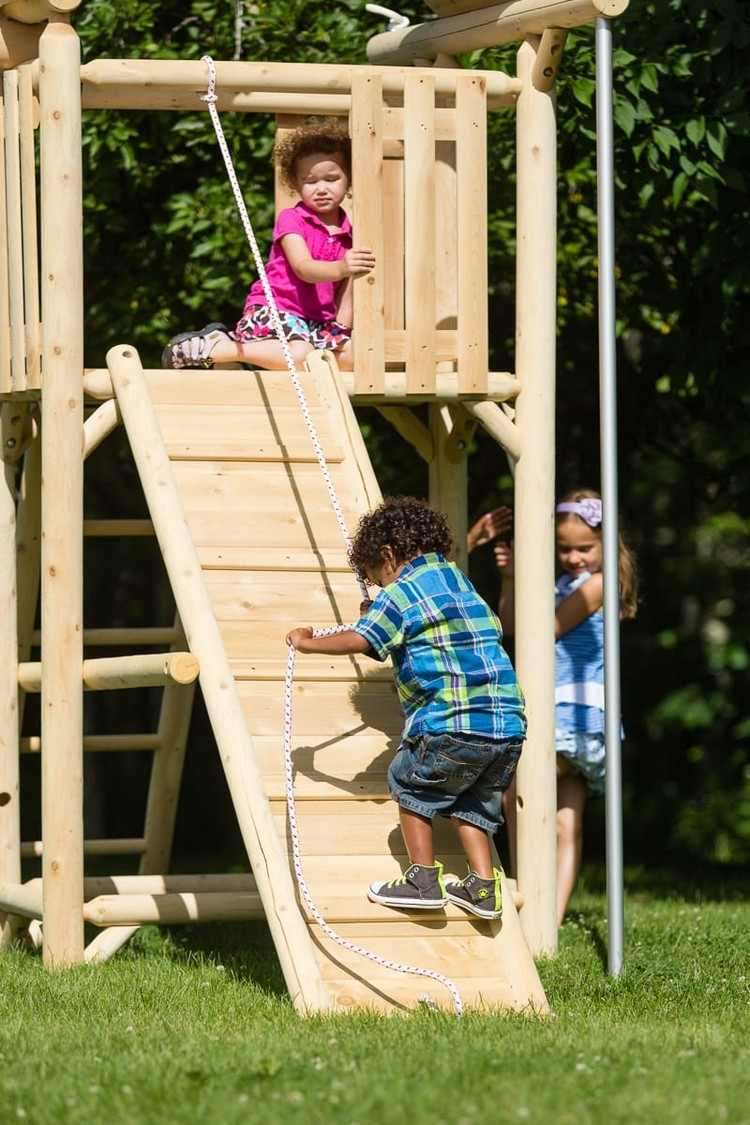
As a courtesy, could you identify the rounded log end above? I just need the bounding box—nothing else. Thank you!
[595,0,630,16]
[166,652,200,685]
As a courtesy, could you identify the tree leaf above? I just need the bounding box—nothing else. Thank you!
[614,99,637,137]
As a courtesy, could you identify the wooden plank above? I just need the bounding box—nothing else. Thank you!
[203,568,364,623]
[350,72,385,395]
[152,404,344,463]
[404,73,436,394]
[18,65,39,390]
[3,71,25,391]
[285,854,478,898]
[0,95,10,394]
[229,656,390,682]
[143,367,326,408]
[171,460,367,520]
[239,680,402,738]
[325,975,519,1014]
[251,733,396,783]
[272,808,461,857]
[385,328,455,363]
[313,934,508,979]
[383,106,456,142]
[264,771,389,800]
[456,73,488,394]
[382,158,404,331]
[196,545,353,572]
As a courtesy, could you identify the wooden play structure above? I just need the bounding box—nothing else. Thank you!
[0,0,629,1013]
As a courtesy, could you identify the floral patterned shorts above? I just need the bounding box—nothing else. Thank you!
[232,305,351,351]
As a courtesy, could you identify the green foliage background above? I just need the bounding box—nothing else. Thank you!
[48,1,750,869]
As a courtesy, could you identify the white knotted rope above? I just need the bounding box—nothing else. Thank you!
[201,56,463,1018]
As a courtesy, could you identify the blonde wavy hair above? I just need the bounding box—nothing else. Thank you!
[556,487,639,619]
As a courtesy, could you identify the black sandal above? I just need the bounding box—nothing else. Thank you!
[161,322,231,369]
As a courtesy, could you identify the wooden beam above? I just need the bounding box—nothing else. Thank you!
[350,72,385,395]
[3,70,25,390]
[463,399,520,460]
[82,398,120,459]
[404,72,436,395]
[18,63,39,388]
[376,406,434,462]
[31,626,179,647]
[456,73,488,394]
[18,651,199,692]
[82,367,521,403]
[532,27,568,91]
[84,891,263,927]
[39,21,84,968]
[0,880,42,920]
[0,407,20,946]
[79,58,519,101]
[367,0,629,64]
[22,837,145,858]
[0,84,10,394]
[21,734,162,753]
[513,38,558,958]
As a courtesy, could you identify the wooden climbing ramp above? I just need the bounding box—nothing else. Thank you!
[105,345,548,1016]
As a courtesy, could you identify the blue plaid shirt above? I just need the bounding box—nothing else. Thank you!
[353,553,526,740]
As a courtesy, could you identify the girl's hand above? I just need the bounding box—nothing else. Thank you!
[494,542,515,576]
[286,627,313,650]
[342,247,376,277]
[467,506,512,552]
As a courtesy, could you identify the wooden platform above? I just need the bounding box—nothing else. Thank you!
[135,356,548,1014]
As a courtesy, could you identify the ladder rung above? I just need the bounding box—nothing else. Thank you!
[84,519,155,537]
[21,838,146,858]
[30,627,179,648]
[83,891,263,927]
[18,652,198,692]
[21,734,162,754]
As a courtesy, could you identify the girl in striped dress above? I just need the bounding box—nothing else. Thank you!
[496,488,637,925]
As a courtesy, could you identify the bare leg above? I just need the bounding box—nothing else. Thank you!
[399,807,435,866]
[230,338,313,369]
[455,819,493,878]
[502,779,517,878]
[335,340,354,371]
[556,761,587,926]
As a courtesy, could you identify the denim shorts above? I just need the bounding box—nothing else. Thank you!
[556,730,606,794]
[387,732,523,833]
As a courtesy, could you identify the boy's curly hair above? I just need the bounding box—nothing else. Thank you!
[273,121,351,194]
[349,497,453,576]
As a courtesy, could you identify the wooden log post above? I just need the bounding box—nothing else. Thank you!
[39,21,84,968]
[350,73,385,395]
[139,617,196,875]
[428,404,476,575]
[16,430,40,733]
[513,38,557,956]
[0,407,20,947]
[107,344,331,1014]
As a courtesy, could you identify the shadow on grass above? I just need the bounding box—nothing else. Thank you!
[128,920,289,999]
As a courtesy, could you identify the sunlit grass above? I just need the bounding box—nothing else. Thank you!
[0,876,747,1124]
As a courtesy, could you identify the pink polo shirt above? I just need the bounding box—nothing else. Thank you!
[244,202,353,323]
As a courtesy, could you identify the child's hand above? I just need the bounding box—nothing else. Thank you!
[467,506,512,552]
[286,627,313,651]
[359,597,373,614]
[494,542,515,576]
[342,247,376,277]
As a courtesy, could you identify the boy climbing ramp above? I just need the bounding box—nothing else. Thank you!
[286,497,526,921]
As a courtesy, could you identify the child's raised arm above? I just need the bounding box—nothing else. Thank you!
[280,235,375,285]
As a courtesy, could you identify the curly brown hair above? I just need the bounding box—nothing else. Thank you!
[273,121,351,194]
[556,487,639,619]
[348,497,453,576]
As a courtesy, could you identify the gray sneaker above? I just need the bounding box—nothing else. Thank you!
[446,869,503,920]
[368,862,448,910]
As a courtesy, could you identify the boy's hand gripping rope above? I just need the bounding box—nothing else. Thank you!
[201,57,463,1018]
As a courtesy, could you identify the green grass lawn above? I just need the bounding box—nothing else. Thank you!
[1,871,748,1125]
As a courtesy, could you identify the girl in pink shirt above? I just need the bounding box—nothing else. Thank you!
[162,123,375,371]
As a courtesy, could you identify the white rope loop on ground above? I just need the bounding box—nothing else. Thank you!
[201,57,463,1018]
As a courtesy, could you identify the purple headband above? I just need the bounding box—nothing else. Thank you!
[556,498,602,527]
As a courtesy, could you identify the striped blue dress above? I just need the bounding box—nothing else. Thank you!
[555,571,605,735]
